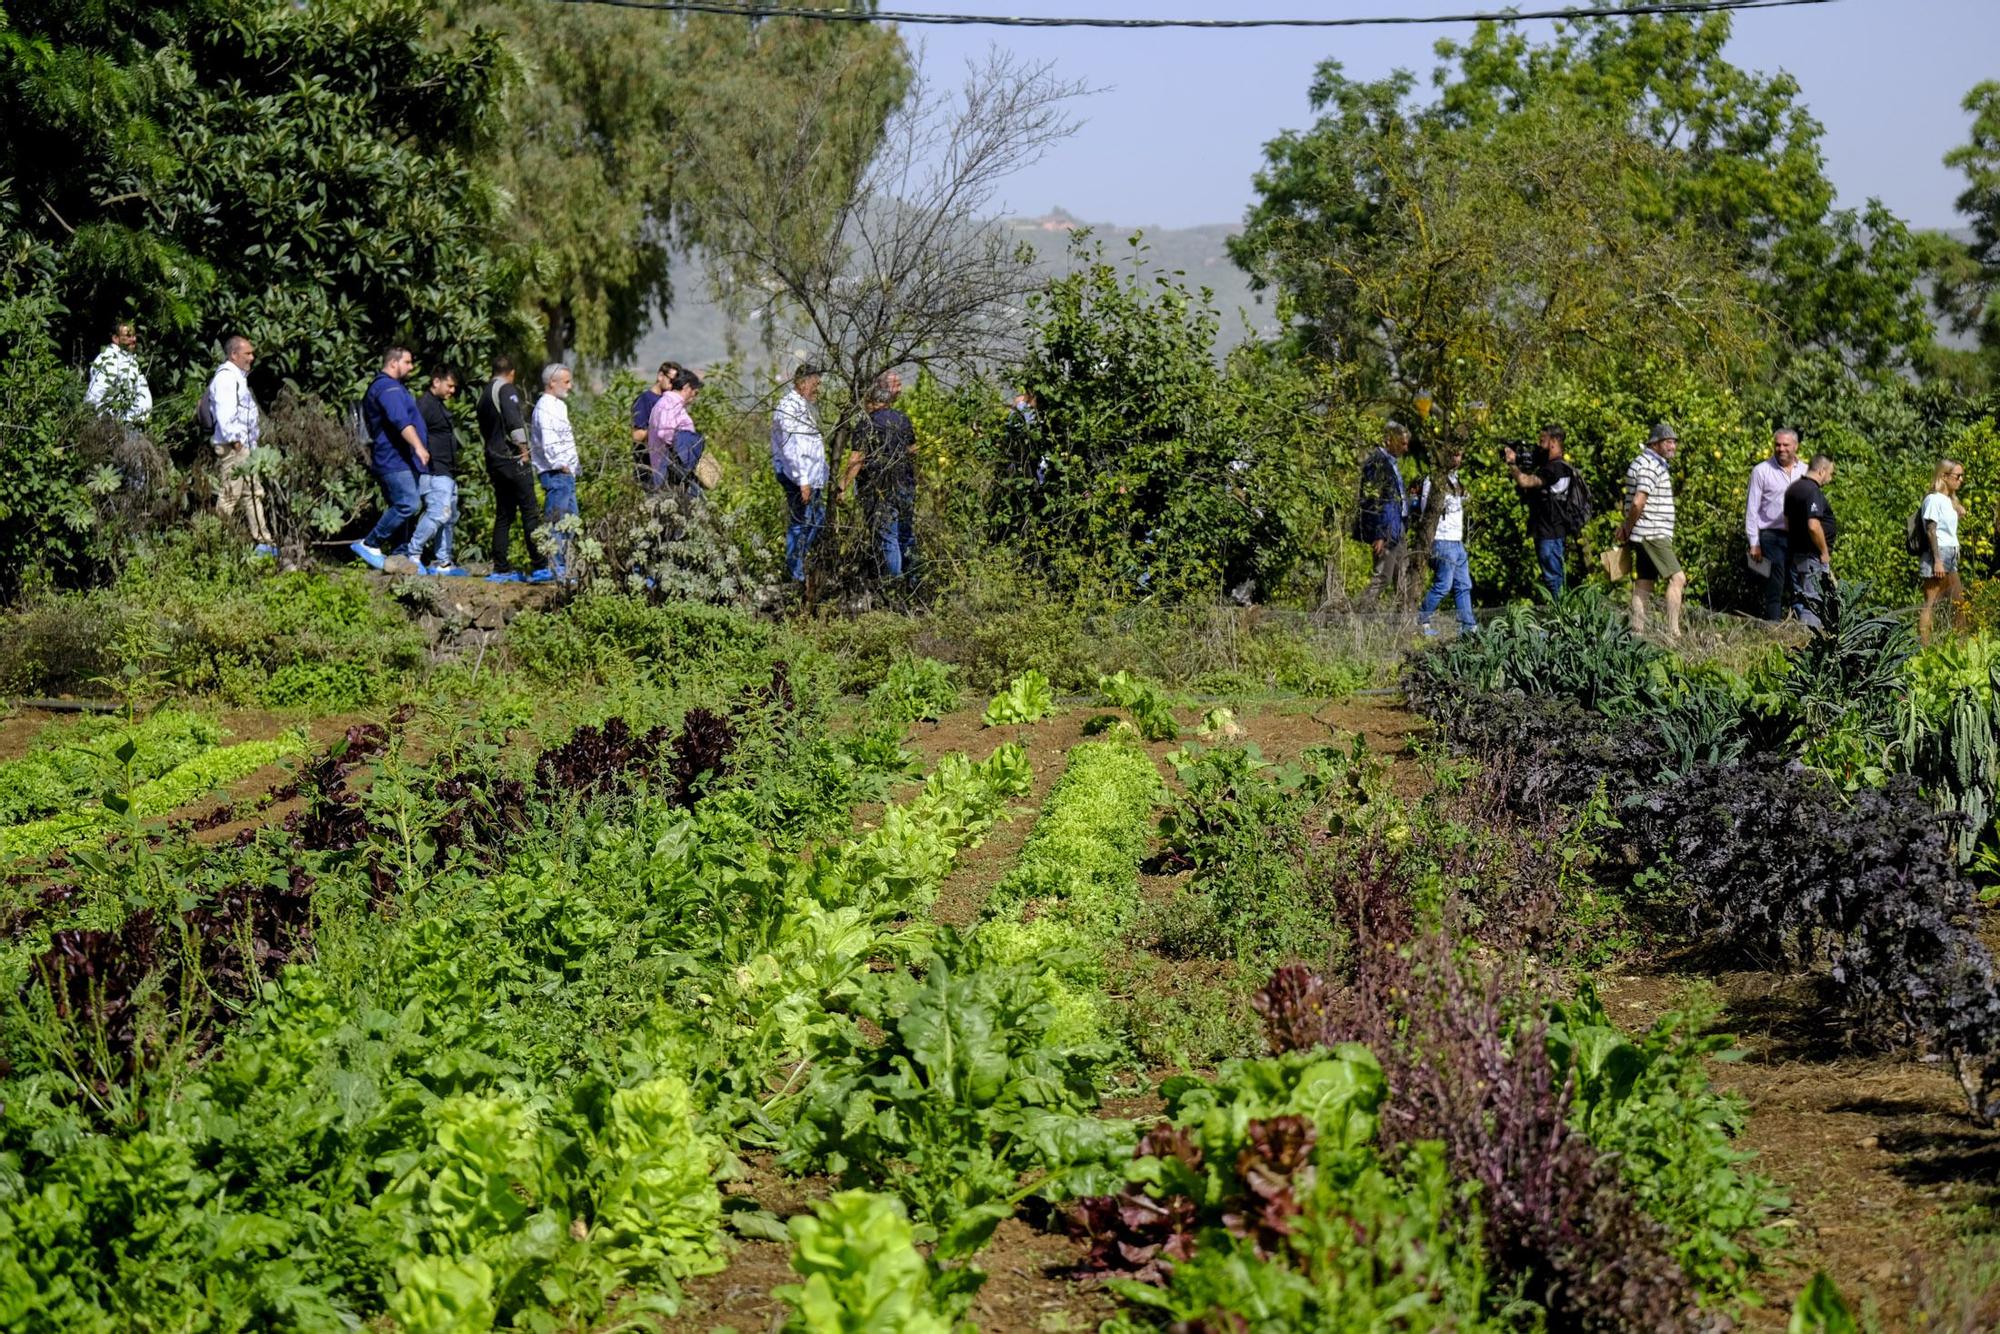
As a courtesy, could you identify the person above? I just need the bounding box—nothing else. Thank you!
[1920,458,1968,645]
[406,368,466,575]
[477,354,549,584]
[631,361,680,487]
[351,347,430,570]
[207,335,275,556]
[1745,427,1805,621]
[1357,421,1414,607]
[771,364,828,584]
[1502,424,1582,599]
[1783,452,1837,628]
[1415,442,1476,637]
[85,320,152,424]
[1616,422,1684,642]
[532,363,580,580]
[846,371,917,582]
[645,367,704,493]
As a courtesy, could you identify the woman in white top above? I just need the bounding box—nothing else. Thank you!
[1920,457,1967,645]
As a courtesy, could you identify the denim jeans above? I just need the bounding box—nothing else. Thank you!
[1419,539,1476,630]
[1535,537,1567,600]
[362,466,420,552]
[1791,554,1830,629]
[401,473,458,565]
[1756,526,1790,621]
[540,469,578,572]
[875,488,915,580]
[780,476,825,583]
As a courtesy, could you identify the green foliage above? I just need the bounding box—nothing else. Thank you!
[774,1191,971,1333]
[981,669,1057,726]
[1095,670,1180,741]
[1931,80,2000,391]
[868,657,961,724]
[1789,1272,1859,1334]
[0,708,221,826]
[1547,986,1787,1304]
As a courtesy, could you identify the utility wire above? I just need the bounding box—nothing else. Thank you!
[543,0,1834,29]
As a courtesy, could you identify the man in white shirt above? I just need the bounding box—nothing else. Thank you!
[1617,422,1684,641]
[85,321,153,424]
[207,335,275,555]
[770,363,827,583]
[530,362,578,582]
[1743,427,1803,621]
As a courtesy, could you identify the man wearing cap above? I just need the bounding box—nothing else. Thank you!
[771,364,827,583]
[1616,422,1684,641]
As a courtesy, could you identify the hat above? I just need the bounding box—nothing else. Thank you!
[795,363,826,380]
[1647,421,1678,446]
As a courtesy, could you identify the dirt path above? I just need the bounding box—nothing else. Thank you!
[1599,966,1999,1327]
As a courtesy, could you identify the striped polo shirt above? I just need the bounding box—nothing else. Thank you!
[1624,449,1676,540]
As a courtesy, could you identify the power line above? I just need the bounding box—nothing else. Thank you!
[543,0,1834,29]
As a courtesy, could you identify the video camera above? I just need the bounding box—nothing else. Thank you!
[1502,440,1544,470]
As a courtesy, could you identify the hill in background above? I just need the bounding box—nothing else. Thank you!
[630,208,1278,382]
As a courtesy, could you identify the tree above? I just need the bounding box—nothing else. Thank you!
[1233,75,1762,433]
[1931,80,2000,391]
[1,0,530,402]
[431,0,908,369]
[1236,7,1935,382]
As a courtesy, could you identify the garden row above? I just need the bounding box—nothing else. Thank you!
[1405,591,2000,1123]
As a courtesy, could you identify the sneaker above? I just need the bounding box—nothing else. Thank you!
[252,543,279,559]
[349,540,386,571]
[486,571,523,584]
[1419,622,1438,638]
[430,564,468,577]
[526,568,556,584]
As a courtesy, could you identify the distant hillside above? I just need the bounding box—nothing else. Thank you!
[630,207,1276,380]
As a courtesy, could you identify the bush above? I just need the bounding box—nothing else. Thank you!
[867,657,960,723]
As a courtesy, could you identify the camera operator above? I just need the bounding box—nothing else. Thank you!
[1502,425,1585,599]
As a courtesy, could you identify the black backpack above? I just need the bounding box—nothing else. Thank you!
[1906,505,1930,556]
[1552,462,1591,537]
[194,383,218,436]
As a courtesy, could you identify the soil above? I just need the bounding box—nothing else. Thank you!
[1598,962,2000,1327]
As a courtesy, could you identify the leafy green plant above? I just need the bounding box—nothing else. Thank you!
[775,1191,975,1332]
[0,708,221,827]
[1096,670,1180,741]
[981,668,1057,726]
[868,656,961,723]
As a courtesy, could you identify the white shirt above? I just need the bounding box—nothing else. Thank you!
[770,388,827,488]
[1435,479,1465,543]
[86,345,152,423]
[531,392,578,473]
[1923,492,1961,552]
[1625,449,1675,540]
[208,361,260,448]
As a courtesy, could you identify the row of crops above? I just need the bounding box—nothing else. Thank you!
[0,610,1843,1330]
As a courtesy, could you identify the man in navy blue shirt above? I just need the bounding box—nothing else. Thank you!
[352,347,430,570]
[631,361,680,487]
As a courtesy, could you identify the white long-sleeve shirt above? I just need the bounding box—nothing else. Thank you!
[770,388,827,488]
[531,392,578,473]
[85,344,153,423]
[1744,456,1803,545]
[207,361,260,448]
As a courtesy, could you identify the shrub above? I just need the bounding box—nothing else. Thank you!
[868,657,960,723]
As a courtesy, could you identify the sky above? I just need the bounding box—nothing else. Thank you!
[900,0,2000,232]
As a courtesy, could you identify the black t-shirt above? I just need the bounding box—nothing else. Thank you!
[857,407,917,496]
[478,378,526,461]
[1784,475,1836,555]
[417,392,459,477]
[1524,458,1578,541]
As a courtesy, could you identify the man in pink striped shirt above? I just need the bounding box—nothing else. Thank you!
[1744,427,1803,621]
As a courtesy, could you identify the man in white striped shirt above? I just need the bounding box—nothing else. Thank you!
[770,364,827,583]
[1616,422,1684,641]
[530,363,578,582]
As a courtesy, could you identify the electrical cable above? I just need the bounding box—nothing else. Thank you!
[542,0,1834,30]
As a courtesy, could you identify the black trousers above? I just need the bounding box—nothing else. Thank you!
[486,453,546,573]
[1756,526,1789,621]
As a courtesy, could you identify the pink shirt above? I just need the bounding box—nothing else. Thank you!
[646,390,695,482]
[1745,456,1803,545]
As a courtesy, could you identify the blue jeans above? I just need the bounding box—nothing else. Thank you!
[540,470,578,571]
[1420,539,1476,630]
[780,476,825,583]
[362,466,420,551]
[1536,537,1567,600]
[875,488,915,579]
[401,473,458,564]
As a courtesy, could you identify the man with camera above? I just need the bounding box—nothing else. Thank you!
[1502,425,1586,599]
